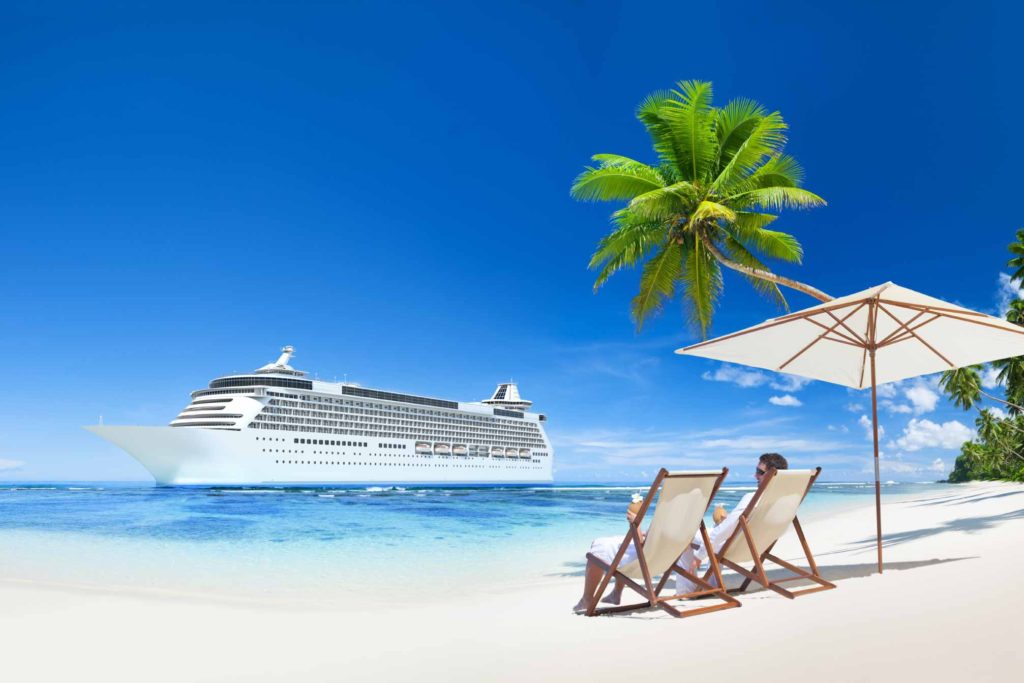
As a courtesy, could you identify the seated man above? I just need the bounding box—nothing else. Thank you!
[674,452,788,595]
[592,453,788,607]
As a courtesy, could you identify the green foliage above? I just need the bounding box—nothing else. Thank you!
[942,229,1024,482]
[572,79,825,335]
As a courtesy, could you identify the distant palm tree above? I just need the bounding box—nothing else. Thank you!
[1007,228,1024,282]
[571,80,831,335]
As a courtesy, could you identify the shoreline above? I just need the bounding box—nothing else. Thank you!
[1,481,1022,681]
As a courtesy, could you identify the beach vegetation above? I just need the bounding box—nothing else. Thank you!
[941,229,1024,482]
[571,80,829,336]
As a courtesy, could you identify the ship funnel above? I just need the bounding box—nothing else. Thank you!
[482,382,532,412]
[255,345,306,376]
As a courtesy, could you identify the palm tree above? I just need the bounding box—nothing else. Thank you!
[571,80,831,335]
[1006,228,1024,282]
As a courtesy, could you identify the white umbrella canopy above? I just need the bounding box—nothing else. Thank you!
[676,282,1024,572]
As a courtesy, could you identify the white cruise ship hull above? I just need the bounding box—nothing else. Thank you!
[87,425,553,486]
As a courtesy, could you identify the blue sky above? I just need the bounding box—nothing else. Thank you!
[2,1,1021,483]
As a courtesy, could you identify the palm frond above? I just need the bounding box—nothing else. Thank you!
[571,160,665,202]
[631,240,683,330]
[728,186,826,211]
[1007,228,1024,282]
[626,181,698,221]
[732,211,778,231]
[714,98,766,177]
[681,239,723,336]
[692,200,737,224]
[722,234,788,309]
[748,153,805,187]
[711,111,787,192]
[589,213,670,291]
[661,80,717,182]
[636,90,686,171]
[726,215,803,263]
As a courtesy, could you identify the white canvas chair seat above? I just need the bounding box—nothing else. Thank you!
[710,467,836,599]
[585,468,740,618]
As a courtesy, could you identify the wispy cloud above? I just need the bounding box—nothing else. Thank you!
[768,394,802,407]
[701,364,813,392]
[702,364,770,388]
[0,458,25,472]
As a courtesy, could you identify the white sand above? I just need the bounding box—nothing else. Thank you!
[2,481,1021,682]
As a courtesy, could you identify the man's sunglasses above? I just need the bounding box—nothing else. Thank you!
[755,468,768,477]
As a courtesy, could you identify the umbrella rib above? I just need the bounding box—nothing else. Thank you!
[823,309,869,346]
[924,311,1024,336]
[877,314,942,349]
[876,310,927,346]
[769,297,864,324]
[858,345,868,388]
[802,317,864,346]
[682,315,801,351]
[876,303,954,367]
[776,301,869,372]
[877,299,987,317]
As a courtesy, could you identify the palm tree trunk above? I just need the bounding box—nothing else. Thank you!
[980,390,1024,414]
[699,236,833,302]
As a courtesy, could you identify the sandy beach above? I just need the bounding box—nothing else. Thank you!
[2,481,1021,682]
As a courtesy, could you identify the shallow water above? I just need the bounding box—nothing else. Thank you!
[0,481,948,604]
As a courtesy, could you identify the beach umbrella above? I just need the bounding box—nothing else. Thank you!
[676,282,1024,572]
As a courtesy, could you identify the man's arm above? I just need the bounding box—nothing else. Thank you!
[694,492,755,562]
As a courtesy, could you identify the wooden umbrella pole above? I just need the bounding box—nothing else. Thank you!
[870,349,883,573]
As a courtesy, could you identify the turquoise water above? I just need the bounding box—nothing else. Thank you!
[0,482,947,604]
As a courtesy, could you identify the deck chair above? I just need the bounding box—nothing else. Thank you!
[584,468,740,617]
[707,467,836,599]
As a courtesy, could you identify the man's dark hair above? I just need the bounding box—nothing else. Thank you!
[759,453,788,471]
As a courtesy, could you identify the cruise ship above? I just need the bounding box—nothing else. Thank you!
[86,347,554,485]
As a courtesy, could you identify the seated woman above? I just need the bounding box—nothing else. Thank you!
[572,493,646,613]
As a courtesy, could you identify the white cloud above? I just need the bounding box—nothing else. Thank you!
[894,418,974,452]
[876,383,899,399]
[881,400,913,414]
[865,455,947,477]
[701,364,769,388]
[768,395,803,407]
[856,413,880,440]
[770,374,813,392]
[990,407,1009,420]
[997,272,1023,316]
[827,424,850,433]
[846,402,864,412]
[0,458,24,472]
[982,366,1003,389]
[905,384,940,415]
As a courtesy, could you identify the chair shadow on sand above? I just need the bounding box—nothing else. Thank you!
[550,556,973,619]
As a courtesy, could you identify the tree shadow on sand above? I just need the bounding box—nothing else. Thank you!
[903,489,1024,508]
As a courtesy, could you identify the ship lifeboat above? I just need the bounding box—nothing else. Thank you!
[415,441,432,455]
[490,446,504,457]
[453,444,468,456]
[519,448,531,458]
[434,442,451,456]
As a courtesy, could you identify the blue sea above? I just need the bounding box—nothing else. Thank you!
[0,481,948,604]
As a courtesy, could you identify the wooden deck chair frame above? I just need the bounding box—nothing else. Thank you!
[584,468,741,618]
[706,467,836,599]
